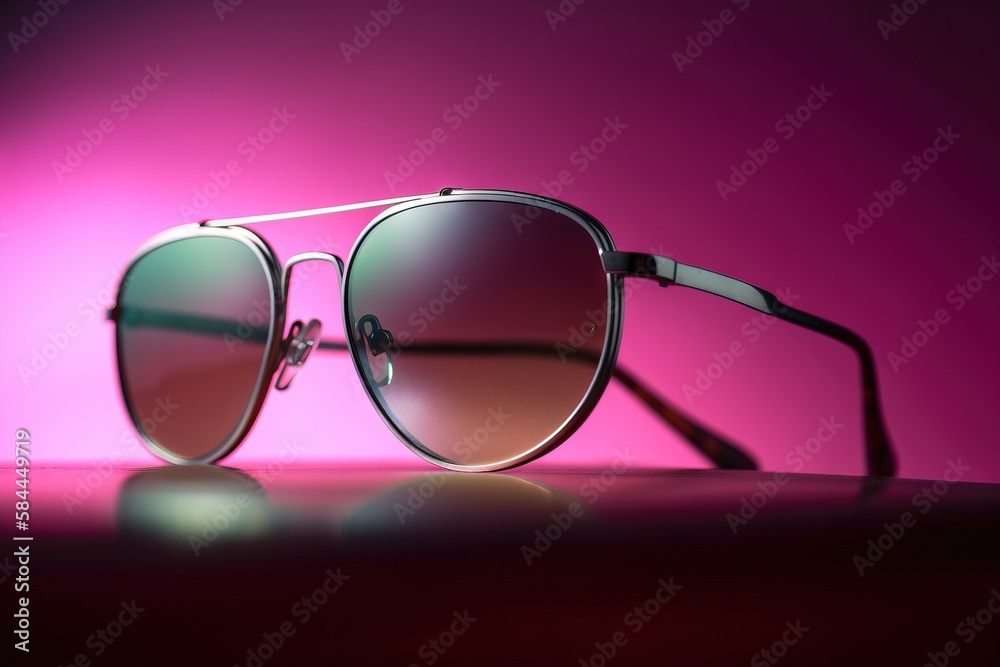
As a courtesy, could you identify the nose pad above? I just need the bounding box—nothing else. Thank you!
[275,318,322,391]
[357,314,393,388]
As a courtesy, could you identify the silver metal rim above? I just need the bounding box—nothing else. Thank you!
[114,225,286,465]
[340,189,624,472]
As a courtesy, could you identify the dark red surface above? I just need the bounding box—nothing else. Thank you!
[2,465,998,666]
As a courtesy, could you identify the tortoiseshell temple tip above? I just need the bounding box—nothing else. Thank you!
[776,305,898,479]
[610,365,758,471]
[868,430,896,478]
[717,443,758,471]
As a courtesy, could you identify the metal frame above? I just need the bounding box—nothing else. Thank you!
[108,188,897,476]
[339,190,624,472]
[110,225,286,465]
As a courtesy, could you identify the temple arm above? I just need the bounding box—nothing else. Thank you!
[602,251,896,477]
[108,306,756,470]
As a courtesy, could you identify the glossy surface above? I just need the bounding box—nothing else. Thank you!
[5,463,997,665]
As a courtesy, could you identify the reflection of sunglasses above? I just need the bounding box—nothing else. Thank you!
[107,188,896,475]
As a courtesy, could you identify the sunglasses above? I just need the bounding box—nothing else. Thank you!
[107,188,896,475]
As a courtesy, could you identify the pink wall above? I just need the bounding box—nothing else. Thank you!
[3,0,997,481]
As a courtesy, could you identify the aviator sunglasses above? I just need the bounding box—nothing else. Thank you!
[107,188,896,475]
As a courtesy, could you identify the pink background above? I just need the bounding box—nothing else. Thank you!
[2,0,997,481]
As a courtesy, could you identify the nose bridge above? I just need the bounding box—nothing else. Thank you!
[273,252,346,392]
[282,252,345,300]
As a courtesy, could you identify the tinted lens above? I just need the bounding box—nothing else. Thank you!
[116,234,276,461]
[346,199,613,467]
